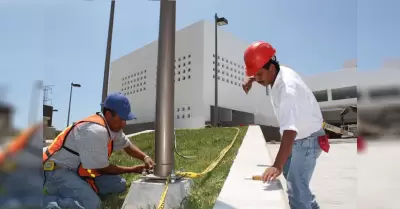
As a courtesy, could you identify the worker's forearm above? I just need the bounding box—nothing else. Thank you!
[124,143,147,161]
[273,130,296,170]
[97,164,140,175]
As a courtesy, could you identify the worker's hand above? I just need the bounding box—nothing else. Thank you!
[261,166,281,182]
[143,156,155,169]
[129,165,147,174]
[242,77,255,94]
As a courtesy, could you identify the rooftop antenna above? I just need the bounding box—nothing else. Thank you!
[43,85,54,105]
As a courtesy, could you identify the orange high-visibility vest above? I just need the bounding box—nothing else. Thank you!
[43,113,113,194]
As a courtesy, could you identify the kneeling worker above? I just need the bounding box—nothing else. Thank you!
[43,92,155,209]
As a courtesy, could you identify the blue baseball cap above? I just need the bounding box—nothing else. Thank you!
[101,92,136,120]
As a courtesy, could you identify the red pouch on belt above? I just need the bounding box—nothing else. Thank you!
[357,136,366,153]
[318,135,330,153]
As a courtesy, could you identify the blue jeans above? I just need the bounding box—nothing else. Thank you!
[282,129,324,209]
[42,167,126,209]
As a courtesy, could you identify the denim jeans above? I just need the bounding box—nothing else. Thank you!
[42,167,126,209]
[282,128,325,209]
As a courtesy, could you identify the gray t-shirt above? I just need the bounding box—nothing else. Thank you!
[47,119,131,170]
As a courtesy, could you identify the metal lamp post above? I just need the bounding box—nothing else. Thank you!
[67,82,81,127]
[101,0,116,102]
[153,0,176,178]
[213,13,228,127]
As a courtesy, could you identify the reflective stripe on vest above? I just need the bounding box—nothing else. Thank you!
[43,112,113,194]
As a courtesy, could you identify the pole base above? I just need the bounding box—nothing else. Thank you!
[138,173,183,182]
[121,177,194,209]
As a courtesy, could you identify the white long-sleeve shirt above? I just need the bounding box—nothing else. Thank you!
[269,66,323,140]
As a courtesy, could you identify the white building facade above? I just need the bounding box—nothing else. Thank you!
[109,20,358,130]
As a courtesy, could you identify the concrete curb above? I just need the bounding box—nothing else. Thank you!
[213,125,289,209]
[266,143,291,209]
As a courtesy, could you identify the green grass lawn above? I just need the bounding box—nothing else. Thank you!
[102,126,248,209]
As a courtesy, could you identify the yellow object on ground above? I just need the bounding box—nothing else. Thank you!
[156,127,241,209]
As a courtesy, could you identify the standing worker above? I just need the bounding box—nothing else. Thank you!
[42,92,155,209]
[242,41,326,209]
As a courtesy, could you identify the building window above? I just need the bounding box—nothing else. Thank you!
[368,86,400,99]
[331,86,357,100]
[313,90,328,102]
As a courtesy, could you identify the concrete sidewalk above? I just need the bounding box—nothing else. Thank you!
[213,126,289,209]
[267,140,357,209]
[357,139,400,209]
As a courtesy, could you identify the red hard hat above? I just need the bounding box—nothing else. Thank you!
[244,41,276,77]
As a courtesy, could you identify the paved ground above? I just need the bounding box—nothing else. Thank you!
[267,140,357,209]
[357,138,400,209]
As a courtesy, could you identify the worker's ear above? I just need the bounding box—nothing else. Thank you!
[104,110,113,118]
[268,63,276,72]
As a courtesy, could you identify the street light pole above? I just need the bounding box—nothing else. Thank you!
[101,0,116,102]
[154,0,176,178]
[213,13,218,127]
[213,13,228,127]
[67,82,81,127]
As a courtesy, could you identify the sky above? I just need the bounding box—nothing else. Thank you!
[0,0,399,131]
